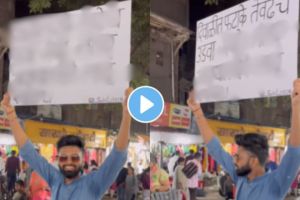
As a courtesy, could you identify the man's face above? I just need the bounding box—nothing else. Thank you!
[195,156,201,162]
[150,162,154,168]
[58,146,83,179]
[15,184,21,192]
[233,147,255,177]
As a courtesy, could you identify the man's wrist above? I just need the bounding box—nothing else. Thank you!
[7,115,17,121]
[5,106,16,117]
[192,107,201,113]
[292,109,300,116]
[122,113,131,121]
[193,109,205,118]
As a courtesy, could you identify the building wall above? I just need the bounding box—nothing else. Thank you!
[149,35,180,102]
[150,0,188,103]
[151,0,189,27]
[0,0,14,97]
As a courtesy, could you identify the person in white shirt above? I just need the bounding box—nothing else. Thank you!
[137,160,144,175]
[187,152,202,200]
[0,151,5,175]
[168,151,180,177]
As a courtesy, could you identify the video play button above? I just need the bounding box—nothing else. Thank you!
[140,95,154,114]
[128,86,164,123]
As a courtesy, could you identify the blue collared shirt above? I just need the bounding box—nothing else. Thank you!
[207,137,300,200]
[20,140,127,200]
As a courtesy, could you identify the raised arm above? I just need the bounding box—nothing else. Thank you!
[1,94,60,187]
[1,93,28,148]
[187,91,238,183]
[187,91,214,144]
[86,88,132,198]
[272,79,300,197]
[290,79,300,147]
[115,87,133,150]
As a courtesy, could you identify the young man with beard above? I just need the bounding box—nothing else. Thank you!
[1,88,132,200]
[187,79,300,200]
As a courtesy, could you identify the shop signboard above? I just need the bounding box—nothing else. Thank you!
[24,120,107,148]
[207,119,286,147]
[0,107,11,130]
[151,103,170,127]
[151,103,191,129]
[169,103,191,129]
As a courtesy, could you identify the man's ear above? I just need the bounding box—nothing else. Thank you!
[252,157,260,166]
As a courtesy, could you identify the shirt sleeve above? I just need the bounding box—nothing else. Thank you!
[178,167,187,184]
[206,137,238,183]
[17,158,20,172]
[5,159,7,172]
[272,145,300,197]
[20,140,62,187]
[86,145,127,197]
[197,160,202,177]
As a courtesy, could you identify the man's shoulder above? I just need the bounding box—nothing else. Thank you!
[237,173,271,186]
[6,157,13,162]
[10,157,20,163]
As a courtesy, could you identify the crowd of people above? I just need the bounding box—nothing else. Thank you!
[150,150,203,200]
[114,162,150,200]
[0,149,50,200]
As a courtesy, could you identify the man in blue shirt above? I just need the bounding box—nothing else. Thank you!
[1,88,133,200]
[187,79,300,200]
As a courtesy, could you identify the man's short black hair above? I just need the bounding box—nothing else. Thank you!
[194,152,201,159]
[16,179,25,187]
[57,135,85,152]
[11,150,16,156]
[235,133,269,166]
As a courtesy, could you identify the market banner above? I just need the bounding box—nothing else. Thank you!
[0,107,11,130]
[207,119,286,147]
[151,103,170,127]
[150,103,191,129]
[169,103,191,129]
[24,120,107,148]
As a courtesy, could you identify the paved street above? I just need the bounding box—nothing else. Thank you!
[103,191,300,200]
[197,187,300,200]
[101,188,300,200]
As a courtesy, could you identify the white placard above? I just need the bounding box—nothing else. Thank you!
[9,0,132,105]
[195,0,298,103]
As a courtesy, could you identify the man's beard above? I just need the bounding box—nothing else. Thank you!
[236,164,252,177]
[59,165,82,179]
